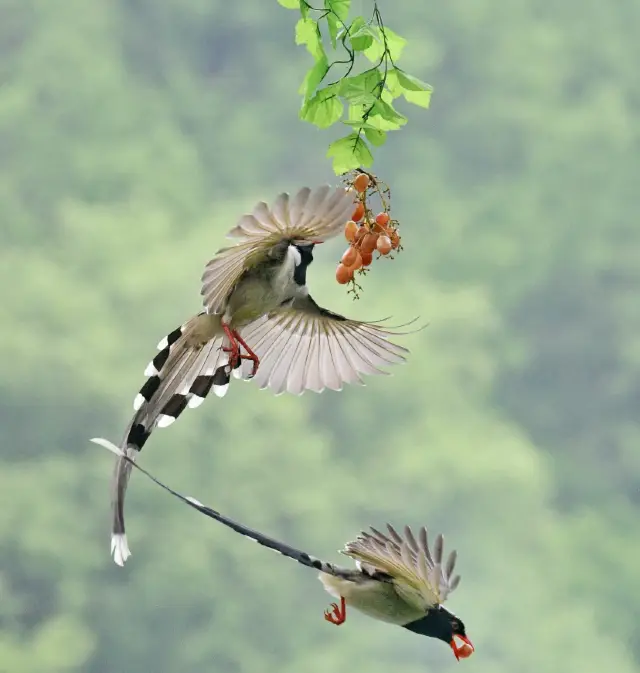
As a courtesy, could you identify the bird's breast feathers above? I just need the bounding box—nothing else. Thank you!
[225,245,304,326]
[319,572,425,626]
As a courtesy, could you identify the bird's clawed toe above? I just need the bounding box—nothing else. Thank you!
[323,597,346,625]
[231,330,260,378]
[242,353,259,378]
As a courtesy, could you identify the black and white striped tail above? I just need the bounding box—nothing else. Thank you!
[107,313,241,566]
[94,438,356,579]
[133,313,239,429]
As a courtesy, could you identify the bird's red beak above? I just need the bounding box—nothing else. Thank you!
[450,634,474,661]
[312,240,323,245]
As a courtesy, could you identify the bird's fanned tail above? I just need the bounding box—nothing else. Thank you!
[93,438,361,580]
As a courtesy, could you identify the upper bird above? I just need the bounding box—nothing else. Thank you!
[92,438,475,661]
[95,185,411,566]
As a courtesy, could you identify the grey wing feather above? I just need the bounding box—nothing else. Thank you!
[237,295,410,396]
[201,185,355,315]
[341,524,462,608]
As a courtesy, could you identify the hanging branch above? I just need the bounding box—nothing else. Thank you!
[277,0,433,175]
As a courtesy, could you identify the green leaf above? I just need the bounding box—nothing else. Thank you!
[395,69,432,92]
[348,17,376,51]
[325,0,350,48]
[300,87,343,128]
[299,0,309,19]
[341,120,389,149]
[326,133,374,174]
[347,102,365,120]
[388,68,433,108]
[295,17,324,60]
[326,0,350,21]
[339,70,383,105]
[402,87,433,109]
[384,69,403,98]
[341,119,385,129]
[364,127,387,147]
[299,55,329,98]
[326,16,338,48]
[363,26,407,63]
[277,0,299,8]
[395,69,433,108]
[367,98,408,130]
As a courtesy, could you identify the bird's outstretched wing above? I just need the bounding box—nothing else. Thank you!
[201,185,355,315]
[342,524,461,610]
[235,295,413,395]
[92,438,362,581]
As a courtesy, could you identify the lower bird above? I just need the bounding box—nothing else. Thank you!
[94,184,412,566]
[92,438,474,661]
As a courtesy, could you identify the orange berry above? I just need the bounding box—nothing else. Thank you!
[377,235,392,255]
[352,202,365,222]
[457,643,474,659]
[336,263,353,284]
[375,212,390,227]
[349,250,363,271]
[361,251,373,267]
[344,220,358,242]
[361,233,379,254]
[354,227,367,244]
[353,173,370,193]
[341,246,358,267]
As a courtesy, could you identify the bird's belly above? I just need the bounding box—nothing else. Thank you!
[225,277,285,326]
[319,574,424,626]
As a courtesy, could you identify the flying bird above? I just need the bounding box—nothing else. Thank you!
[91,438,474,661]
[93,185,412,566]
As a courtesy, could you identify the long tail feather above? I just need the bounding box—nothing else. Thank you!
[106,312,231,565]
[93,438,357,579]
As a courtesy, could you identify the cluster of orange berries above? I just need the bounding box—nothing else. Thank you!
[336,172,401,288]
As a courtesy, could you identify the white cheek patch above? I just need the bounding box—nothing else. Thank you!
[288,245,302,266]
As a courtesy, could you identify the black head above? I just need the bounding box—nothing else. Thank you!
[291,242,316,286]
[402,606,474,661]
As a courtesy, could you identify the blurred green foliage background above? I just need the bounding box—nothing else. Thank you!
[1,0,639,671]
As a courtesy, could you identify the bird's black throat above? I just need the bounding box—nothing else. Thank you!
[292,243,314,286]
[402,606,464,644]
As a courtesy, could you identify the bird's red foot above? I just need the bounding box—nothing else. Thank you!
[231,329,260,378]
[222,344,240,364]
[221,322,240,366]
[324,596,346,625]
[221,323,260,377]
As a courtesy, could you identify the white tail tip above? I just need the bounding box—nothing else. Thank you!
[144,361,158,377]
[90,437,125,457]
[157,414,176,428]
[111,534,131,566]
[188,395,206,409]
[213,383,229,398]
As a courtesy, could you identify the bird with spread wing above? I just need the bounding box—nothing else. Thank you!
[92,185,413,566]
[92,438,474,661]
